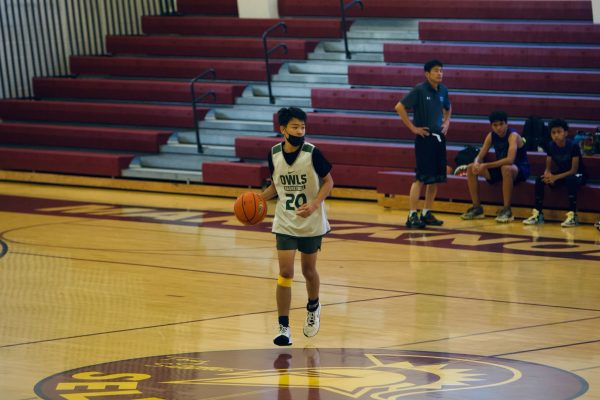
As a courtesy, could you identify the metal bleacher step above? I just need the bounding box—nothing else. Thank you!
[122,166,204,183]
[136,153,237,170]
[308,51,384,62]
[286,62,349,75]
[199,118,274,131]
[160,140,238,157]
[235,96,312,107]
[321,40,385,53]
[211,107,279,121]
[177,128,277,147]
[122,157,205,182]
[347,18,419,40]
[273,72,348,85]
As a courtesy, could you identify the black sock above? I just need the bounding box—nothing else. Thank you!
[307,298,319,312]
[278,316,289,327]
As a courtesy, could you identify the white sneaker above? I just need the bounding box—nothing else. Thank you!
[523,209,544,225]
[561,211,579,228]
[595,220,600,231]
[273,324,292,346]
[303,303,321,337]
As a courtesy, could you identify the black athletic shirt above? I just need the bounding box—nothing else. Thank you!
[547,138,587,176]
[400,81,451,133]
[491,129,529,171]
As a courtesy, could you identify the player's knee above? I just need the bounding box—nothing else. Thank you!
[277,275,293,288]
[500,165,515,178]
[301,266,318,280]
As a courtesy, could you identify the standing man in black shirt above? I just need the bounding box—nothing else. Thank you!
[395,59,452,228]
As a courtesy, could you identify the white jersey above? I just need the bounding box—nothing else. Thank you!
[271,142,330,237]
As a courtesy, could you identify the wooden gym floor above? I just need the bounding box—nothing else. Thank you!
[0,181,598,400]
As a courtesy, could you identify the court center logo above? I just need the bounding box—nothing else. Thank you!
[35,349,587,399]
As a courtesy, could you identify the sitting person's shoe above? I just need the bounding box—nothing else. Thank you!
[560,211,579,228]
[303,303,321,338]
[273,324,292,346]
[495,207,514,223]
[461,205,484,220]
[420,211,443,226]
[406,212,425,229]
[523,209,544,225]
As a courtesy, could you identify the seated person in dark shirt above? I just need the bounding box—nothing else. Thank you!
[523,118,587,227]
[461,111,530,223]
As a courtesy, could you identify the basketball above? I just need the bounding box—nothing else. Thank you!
[233,192,267,225]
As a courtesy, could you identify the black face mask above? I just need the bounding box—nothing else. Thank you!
[286,133,305,147]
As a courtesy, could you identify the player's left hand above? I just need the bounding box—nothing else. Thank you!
[296,203,316,218]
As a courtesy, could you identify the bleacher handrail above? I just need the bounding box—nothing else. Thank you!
[190,68,217,153]
[262,22,288,104]
[340,0,364,59]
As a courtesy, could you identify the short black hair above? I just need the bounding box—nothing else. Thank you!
[488,111,508,123]
[424,59,443,72]
[277,107,307,126]
[548,118,569,131]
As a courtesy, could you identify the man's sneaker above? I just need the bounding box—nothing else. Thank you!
[303,303,321,337]
[406,212,425,229]
[273,325,292,346]
[495,207,514,223]
[523,209,544,225]
[461,205,484,220]
[420,211,444,226]
[561,211,579,228]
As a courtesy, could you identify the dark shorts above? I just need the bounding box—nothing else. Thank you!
[486,165,529,184]
[541,173,587,188]
[415,133,447,184]
[276,234,323,254]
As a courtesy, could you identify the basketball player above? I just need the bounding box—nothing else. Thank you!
[260,107,334,346]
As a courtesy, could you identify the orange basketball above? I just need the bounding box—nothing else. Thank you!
[233,192,267,225]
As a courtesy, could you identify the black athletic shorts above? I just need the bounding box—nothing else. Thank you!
[486,165,529,184]
[276,234,322,254]
[414,133,447,184]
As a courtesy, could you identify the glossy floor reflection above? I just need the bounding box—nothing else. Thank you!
[0,182,598,399]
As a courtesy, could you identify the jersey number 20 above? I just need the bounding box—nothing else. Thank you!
[285,193,307,210]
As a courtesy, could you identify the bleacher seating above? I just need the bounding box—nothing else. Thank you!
[0,123,171,153]
[384,42,600,69]
[105,35,318,59]
[348,65,600,94]
[205,135,600,189]
[202,161,270,187]
[1,0,599,215]
[70,56,282,81]
[33,78,246,104]
[377,171,600,212]
[0,148,134,177]
[142,16,346,38]
[177,0,237,15]
[418,20,600,44]
[278,0,591,20]
[311,88,600,121]
[294,113,597,145]
[0,100,207,129]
